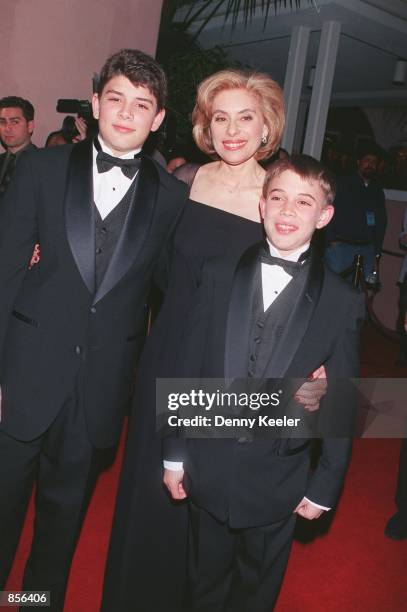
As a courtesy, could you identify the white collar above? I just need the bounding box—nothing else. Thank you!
[96,135,141,160]
[266,239,310,263]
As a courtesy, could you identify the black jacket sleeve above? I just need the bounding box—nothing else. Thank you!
[0,152,39,378]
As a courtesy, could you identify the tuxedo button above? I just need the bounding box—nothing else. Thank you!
[96,247,102,255]
[74,345,82,355]
[90,307,96,314]
[257,321,264,328]
[249,354,256,362]
[254,337,261,344]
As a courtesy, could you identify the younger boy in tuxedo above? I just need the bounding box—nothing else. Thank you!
[164,155,364,612]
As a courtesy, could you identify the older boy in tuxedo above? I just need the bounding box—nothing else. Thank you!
[164,155,364,612]
[0,49,187,610]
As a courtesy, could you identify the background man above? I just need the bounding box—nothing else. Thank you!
[0,96,36,196]
[0,48,187,611]
[324,143,387,281]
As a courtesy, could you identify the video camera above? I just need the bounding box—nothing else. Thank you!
[56,99,96,142]
[56,99,93,120]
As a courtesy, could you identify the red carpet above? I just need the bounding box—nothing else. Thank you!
[5,321,407,611]
[276,439,406,611]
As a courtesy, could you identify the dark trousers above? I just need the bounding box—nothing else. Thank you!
[0,396,105,611]
[188,503,297,612]
[398,282,407,362]
[396,438,407,516]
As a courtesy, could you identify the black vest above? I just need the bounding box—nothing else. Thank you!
[248,259,310,379]
[94,176,138,287]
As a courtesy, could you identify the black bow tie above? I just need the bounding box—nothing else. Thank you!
[95,139,142,179]
[261,244,309,276]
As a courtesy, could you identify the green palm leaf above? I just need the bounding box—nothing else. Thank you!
[170,0,309,36]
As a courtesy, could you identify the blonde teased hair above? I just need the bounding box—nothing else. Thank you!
[192,69,285,161]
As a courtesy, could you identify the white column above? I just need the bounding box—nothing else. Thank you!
[281,25,310,153]
[302,21,341,159]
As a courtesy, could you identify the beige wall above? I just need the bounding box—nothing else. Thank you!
[0,0,163,146]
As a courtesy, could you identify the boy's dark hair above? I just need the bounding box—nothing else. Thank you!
[97,48,167,110]
[0,96,34,122]
[263,154,336,205]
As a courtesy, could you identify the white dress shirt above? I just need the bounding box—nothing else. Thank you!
[92,136,141,220]
[261,240,309,311]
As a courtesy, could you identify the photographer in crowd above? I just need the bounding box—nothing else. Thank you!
[45,116,88,147]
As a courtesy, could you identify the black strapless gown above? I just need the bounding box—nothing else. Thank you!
[101,200,263,612]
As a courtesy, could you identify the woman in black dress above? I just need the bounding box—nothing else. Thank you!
[101,70,287,612]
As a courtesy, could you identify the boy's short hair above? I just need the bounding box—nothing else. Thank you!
[0,96,34,122]
[97,48,167,110]
[192,69,285,161]
[263,154,336,205]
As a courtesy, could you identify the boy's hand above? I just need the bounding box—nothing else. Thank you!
[294,365,327,412]
[294,497,325,520]
[163,468,187,500]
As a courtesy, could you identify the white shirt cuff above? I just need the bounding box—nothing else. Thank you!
[163,460,184,471]
[304,497,331,511]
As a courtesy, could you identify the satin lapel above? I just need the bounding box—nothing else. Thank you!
[263,249,324,379]
[65,140,95,294]
[224,243,260,379]
[93,156,159,305]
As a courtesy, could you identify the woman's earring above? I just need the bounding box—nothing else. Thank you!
[261,135,268,145]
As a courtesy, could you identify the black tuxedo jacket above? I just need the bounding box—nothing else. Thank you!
[0,140,187,447]
[165,243,364,528]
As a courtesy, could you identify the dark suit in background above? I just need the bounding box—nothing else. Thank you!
[165,243,364,612]
[0,142,37,197]
[0,141,187,608]
[324,173,387,280]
